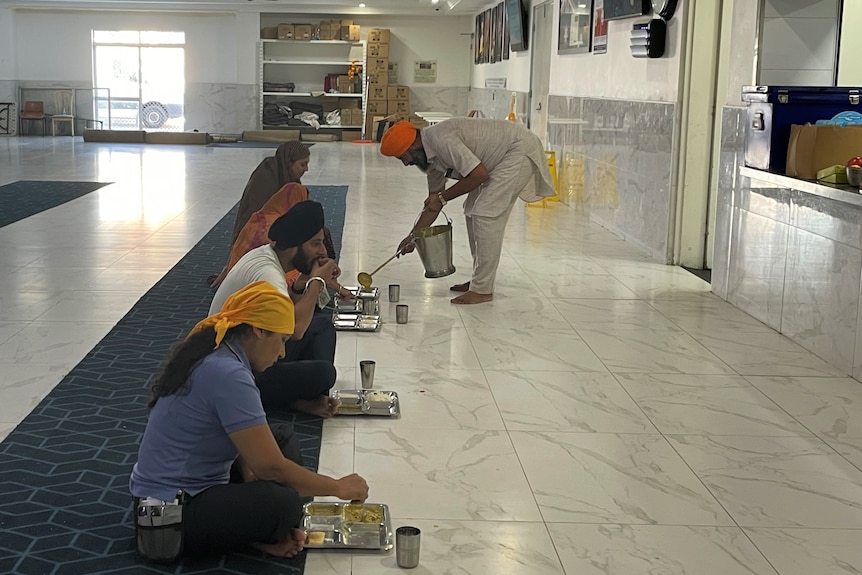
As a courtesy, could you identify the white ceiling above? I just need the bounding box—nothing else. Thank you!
[0,0,492,14]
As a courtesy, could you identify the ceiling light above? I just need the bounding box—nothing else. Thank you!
[431,0,440,4]
[359,2,366,6]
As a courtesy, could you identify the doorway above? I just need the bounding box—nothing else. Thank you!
[529,1,554,143]
[92,31,185,131]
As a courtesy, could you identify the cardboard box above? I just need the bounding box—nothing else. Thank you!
[319,97,340,112]
[340,19,353,26]
[318,22,335,41]
[341,130,363,142]
[262,27,278,39]
[341,25,360,42]
[336,75,354,94]
[387,101,410,115]
[341,109,362,126]
[339,97,360,109]
[367,72,389,86]
[294,24,312,41]
[368,43,390,58]
[369,58,389,74]
[387,85,409,101]
[409,115,429,129]
[369,85,388,100]
[368,28,391,43]
[786,124,862,180]
[367,100,388,115]
[277,24,295,40]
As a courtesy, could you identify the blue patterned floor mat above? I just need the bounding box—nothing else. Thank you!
[0,181,111,229]
[0,185,348,574]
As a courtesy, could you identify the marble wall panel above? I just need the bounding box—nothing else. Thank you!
[409,86,469,117]
[712,106,746,299]
[186,83,257,133]
[782,227,861,374]
[737,185,792,223]
[0,81,16,103]
[727,208,788,329]
[467,88,529,122]
[547,95,675,262]
[791,191,862,250]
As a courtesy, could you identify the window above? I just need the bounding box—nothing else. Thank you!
[92,31,186,131]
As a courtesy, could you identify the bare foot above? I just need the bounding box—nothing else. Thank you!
[253,528,306,558]
[290,396,336,418]
[450,291,493,305]
[450,281,471,292]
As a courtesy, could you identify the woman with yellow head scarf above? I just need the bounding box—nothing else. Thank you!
[130,282,368,562]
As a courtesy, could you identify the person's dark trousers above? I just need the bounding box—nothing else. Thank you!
[284,310,337,363]
[255,311,337,410]
[183,423,305,554]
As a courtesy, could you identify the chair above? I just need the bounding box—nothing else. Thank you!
[51,90,75,136]
[20,101,47,136]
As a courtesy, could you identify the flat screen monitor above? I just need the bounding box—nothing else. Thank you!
[505,0,528,52]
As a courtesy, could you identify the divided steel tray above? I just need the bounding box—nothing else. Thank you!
[333,389,400,417]
[302,502,393,551]
[333,287,381,331]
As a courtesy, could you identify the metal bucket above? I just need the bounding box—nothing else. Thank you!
[413,211,456,278]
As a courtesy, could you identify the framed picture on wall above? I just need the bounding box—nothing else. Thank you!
[593,0,608,54]
[484,8,492,63]
[558,0,593,55]
[502,3,510,60]
[475,14,482,64]
[603,0,648,20]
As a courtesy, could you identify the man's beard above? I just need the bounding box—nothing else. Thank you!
[292,248,315,275]
[410,149,430,173]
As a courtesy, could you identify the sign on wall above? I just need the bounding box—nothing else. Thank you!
[414,61,437,83]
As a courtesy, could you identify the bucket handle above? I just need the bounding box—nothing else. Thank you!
[412,208,452,230]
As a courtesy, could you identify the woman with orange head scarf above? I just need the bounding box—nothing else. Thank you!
[130,281,368,562]
[208,142,312,287]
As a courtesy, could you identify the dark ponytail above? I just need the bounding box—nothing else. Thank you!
[149,324,252,409]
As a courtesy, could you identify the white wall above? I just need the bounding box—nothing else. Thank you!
[837,0,862,85]
[0,8,16,81]
[759,0,839,85]
[259,14,473,87]
[14,9,253,85]
[470,0,685,103]
[723,0,761,106]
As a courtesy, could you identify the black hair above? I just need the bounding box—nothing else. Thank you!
[149,324,253,409]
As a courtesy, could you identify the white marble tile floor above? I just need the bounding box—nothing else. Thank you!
[2,137,862,573]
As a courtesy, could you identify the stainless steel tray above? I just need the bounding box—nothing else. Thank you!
[334,288,380,327]
[333,389,400,417]
[302,502,393,551]
[333,313,381,332]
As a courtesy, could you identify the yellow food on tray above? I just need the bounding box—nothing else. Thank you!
[343,505,385,523]
[306,504,339,516]
[307,531,326,545]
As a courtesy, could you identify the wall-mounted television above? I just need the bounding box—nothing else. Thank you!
[505,0,528,52]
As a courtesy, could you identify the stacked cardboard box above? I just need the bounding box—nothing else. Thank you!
[387,85,410,116]
[315,19,359,41]
[276,24,295,40]
[365,29,392,139]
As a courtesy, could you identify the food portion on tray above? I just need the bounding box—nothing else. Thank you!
[302,502,394,551]
[332,389,400,417]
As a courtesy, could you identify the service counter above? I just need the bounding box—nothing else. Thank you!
[712,165,862,379]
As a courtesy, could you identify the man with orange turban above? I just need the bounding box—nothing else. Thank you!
[380,118,555,304]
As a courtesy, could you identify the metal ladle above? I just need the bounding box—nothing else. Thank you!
[357,252,400,290]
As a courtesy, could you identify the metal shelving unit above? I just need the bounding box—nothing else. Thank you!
[258,39,367,135]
